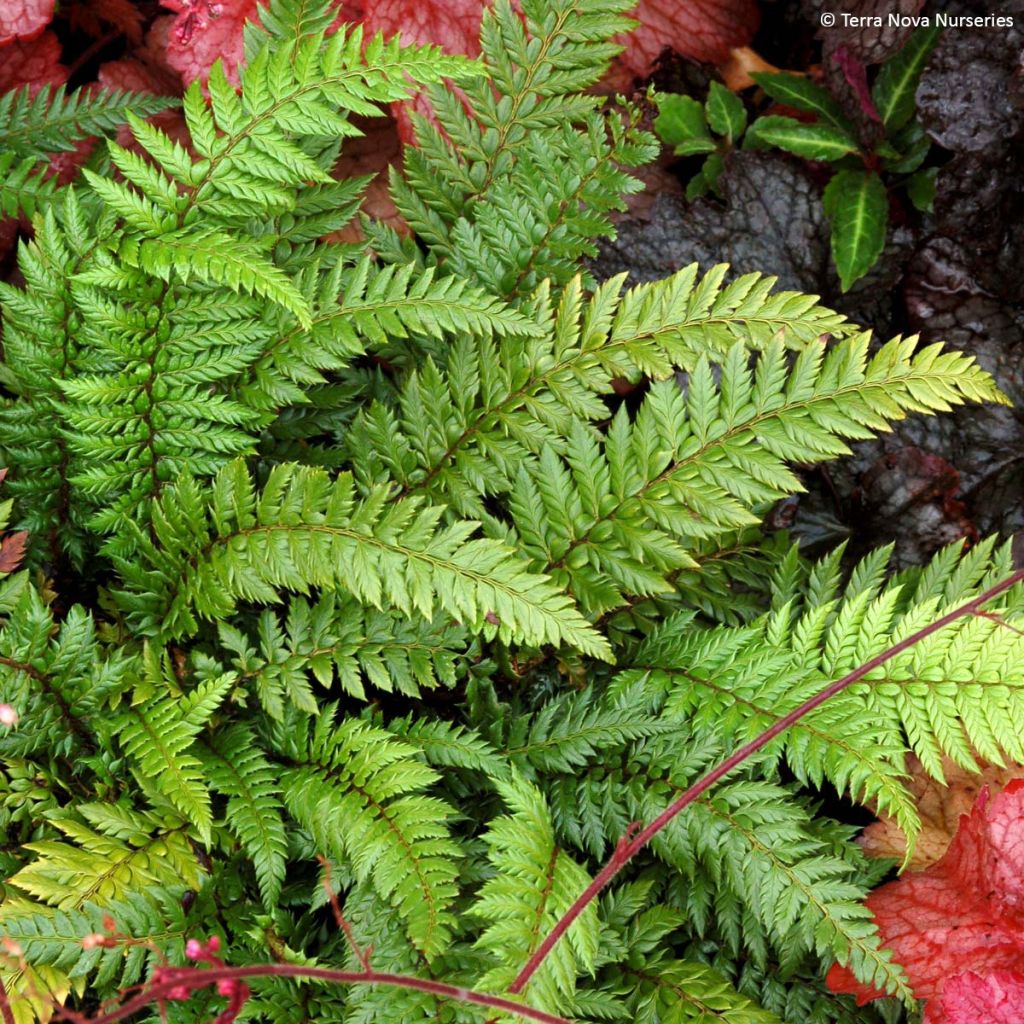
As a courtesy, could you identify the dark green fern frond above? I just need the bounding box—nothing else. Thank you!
[276,707,461,958]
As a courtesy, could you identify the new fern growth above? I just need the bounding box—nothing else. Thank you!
[0,3,1021,1024]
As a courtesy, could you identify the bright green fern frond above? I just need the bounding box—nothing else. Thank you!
[607,957,780,1024]
[231,257,541,415]
[114,459,610,659]
[509,334,1005,616]
[0,85,176,162]
[0,889,188,990]
[377,0,656,296]
[113,672,233,841]
[625,537,1024,866]
[277,707,461,958]
[8,810,200,910]
[472,775,601,1014]
[199,724,287,907]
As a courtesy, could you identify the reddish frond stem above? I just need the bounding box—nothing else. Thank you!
[506,568,1024,995]
[317,855,372,971]
[60,965,571,1024]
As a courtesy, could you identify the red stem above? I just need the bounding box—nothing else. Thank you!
[64,965,571,1024]
[0,979,15,1024]
[507,568,1024,994]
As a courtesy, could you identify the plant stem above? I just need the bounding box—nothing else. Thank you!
[507,567,1024,994]
[63,965,572,1024]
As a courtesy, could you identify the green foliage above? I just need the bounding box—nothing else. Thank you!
[654,28,944,290]
[0,84,176,220]
[0,4,1019,1024]
[822,171,889,292]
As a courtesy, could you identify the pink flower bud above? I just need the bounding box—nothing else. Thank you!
[0,704,19,727]
[216,979,236,996]
[185,939,203,959]
[206,934,221,953]
[81,933,106,949]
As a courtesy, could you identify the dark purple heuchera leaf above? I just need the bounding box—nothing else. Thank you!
[592,151,911,331]
[803,0,923,64]
[813,237,1024,563]
[915,0,1024,155]
[593,152,828,289]
[901,239,1024,537]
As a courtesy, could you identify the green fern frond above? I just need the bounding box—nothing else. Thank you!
[473,775,601,1014]
[114,672,233,841]
[0,85,176,161]
[378,0,656,296]
[8,811,199,910]
[114,459,610,659]
[277,708,461,958]
[608,958,781,1024]
[199,724,287,907]
[0,890,188,989]
[510,334,1004,615]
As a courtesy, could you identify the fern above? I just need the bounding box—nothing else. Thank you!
[276,708,461,959]
[472,776,601,1014]
[113,459,609,658]
[199,724,288,907]
[0,2,1020,1024]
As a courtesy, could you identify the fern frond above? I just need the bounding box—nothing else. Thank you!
[608,958,781,1024]
[510,334,1004,615]
[199,724,287,907]
[114,459,610,659]
[0,890,187,989]
[276,708,461,958]
[8,811,199,910]
[378,0,656,296]
[0,85,175,160]
[624,537,1024,864]
[473,775,601,1014]
[113,671,233,841]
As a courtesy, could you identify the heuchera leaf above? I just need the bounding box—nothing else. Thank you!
[613,0,759,81]
[160,0,758,95]
[932,970,1024,1024]
[0,0,54,45]
[161,0,260,85]
[359,0,480,58]
[0,32,67,93]
[827,779,1024,1019]
[860,754,1024,870]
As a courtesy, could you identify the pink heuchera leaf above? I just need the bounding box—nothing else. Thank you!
[0,0,55,45]
[0,31,67,92]
[827,779,1024,1016]
[930,970,1024,1024]
[357,0,480,56]
[610,0,759,85]
[161,0,260,84]
[158,0,759,95]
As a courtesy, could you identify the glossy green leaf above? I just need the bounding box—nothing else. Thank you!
[751,72,851,130]
[705,81,747,142]
[655,93,710,146]
[823,169,889,291]
[872,25,942,131]
[746,115,859,161]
